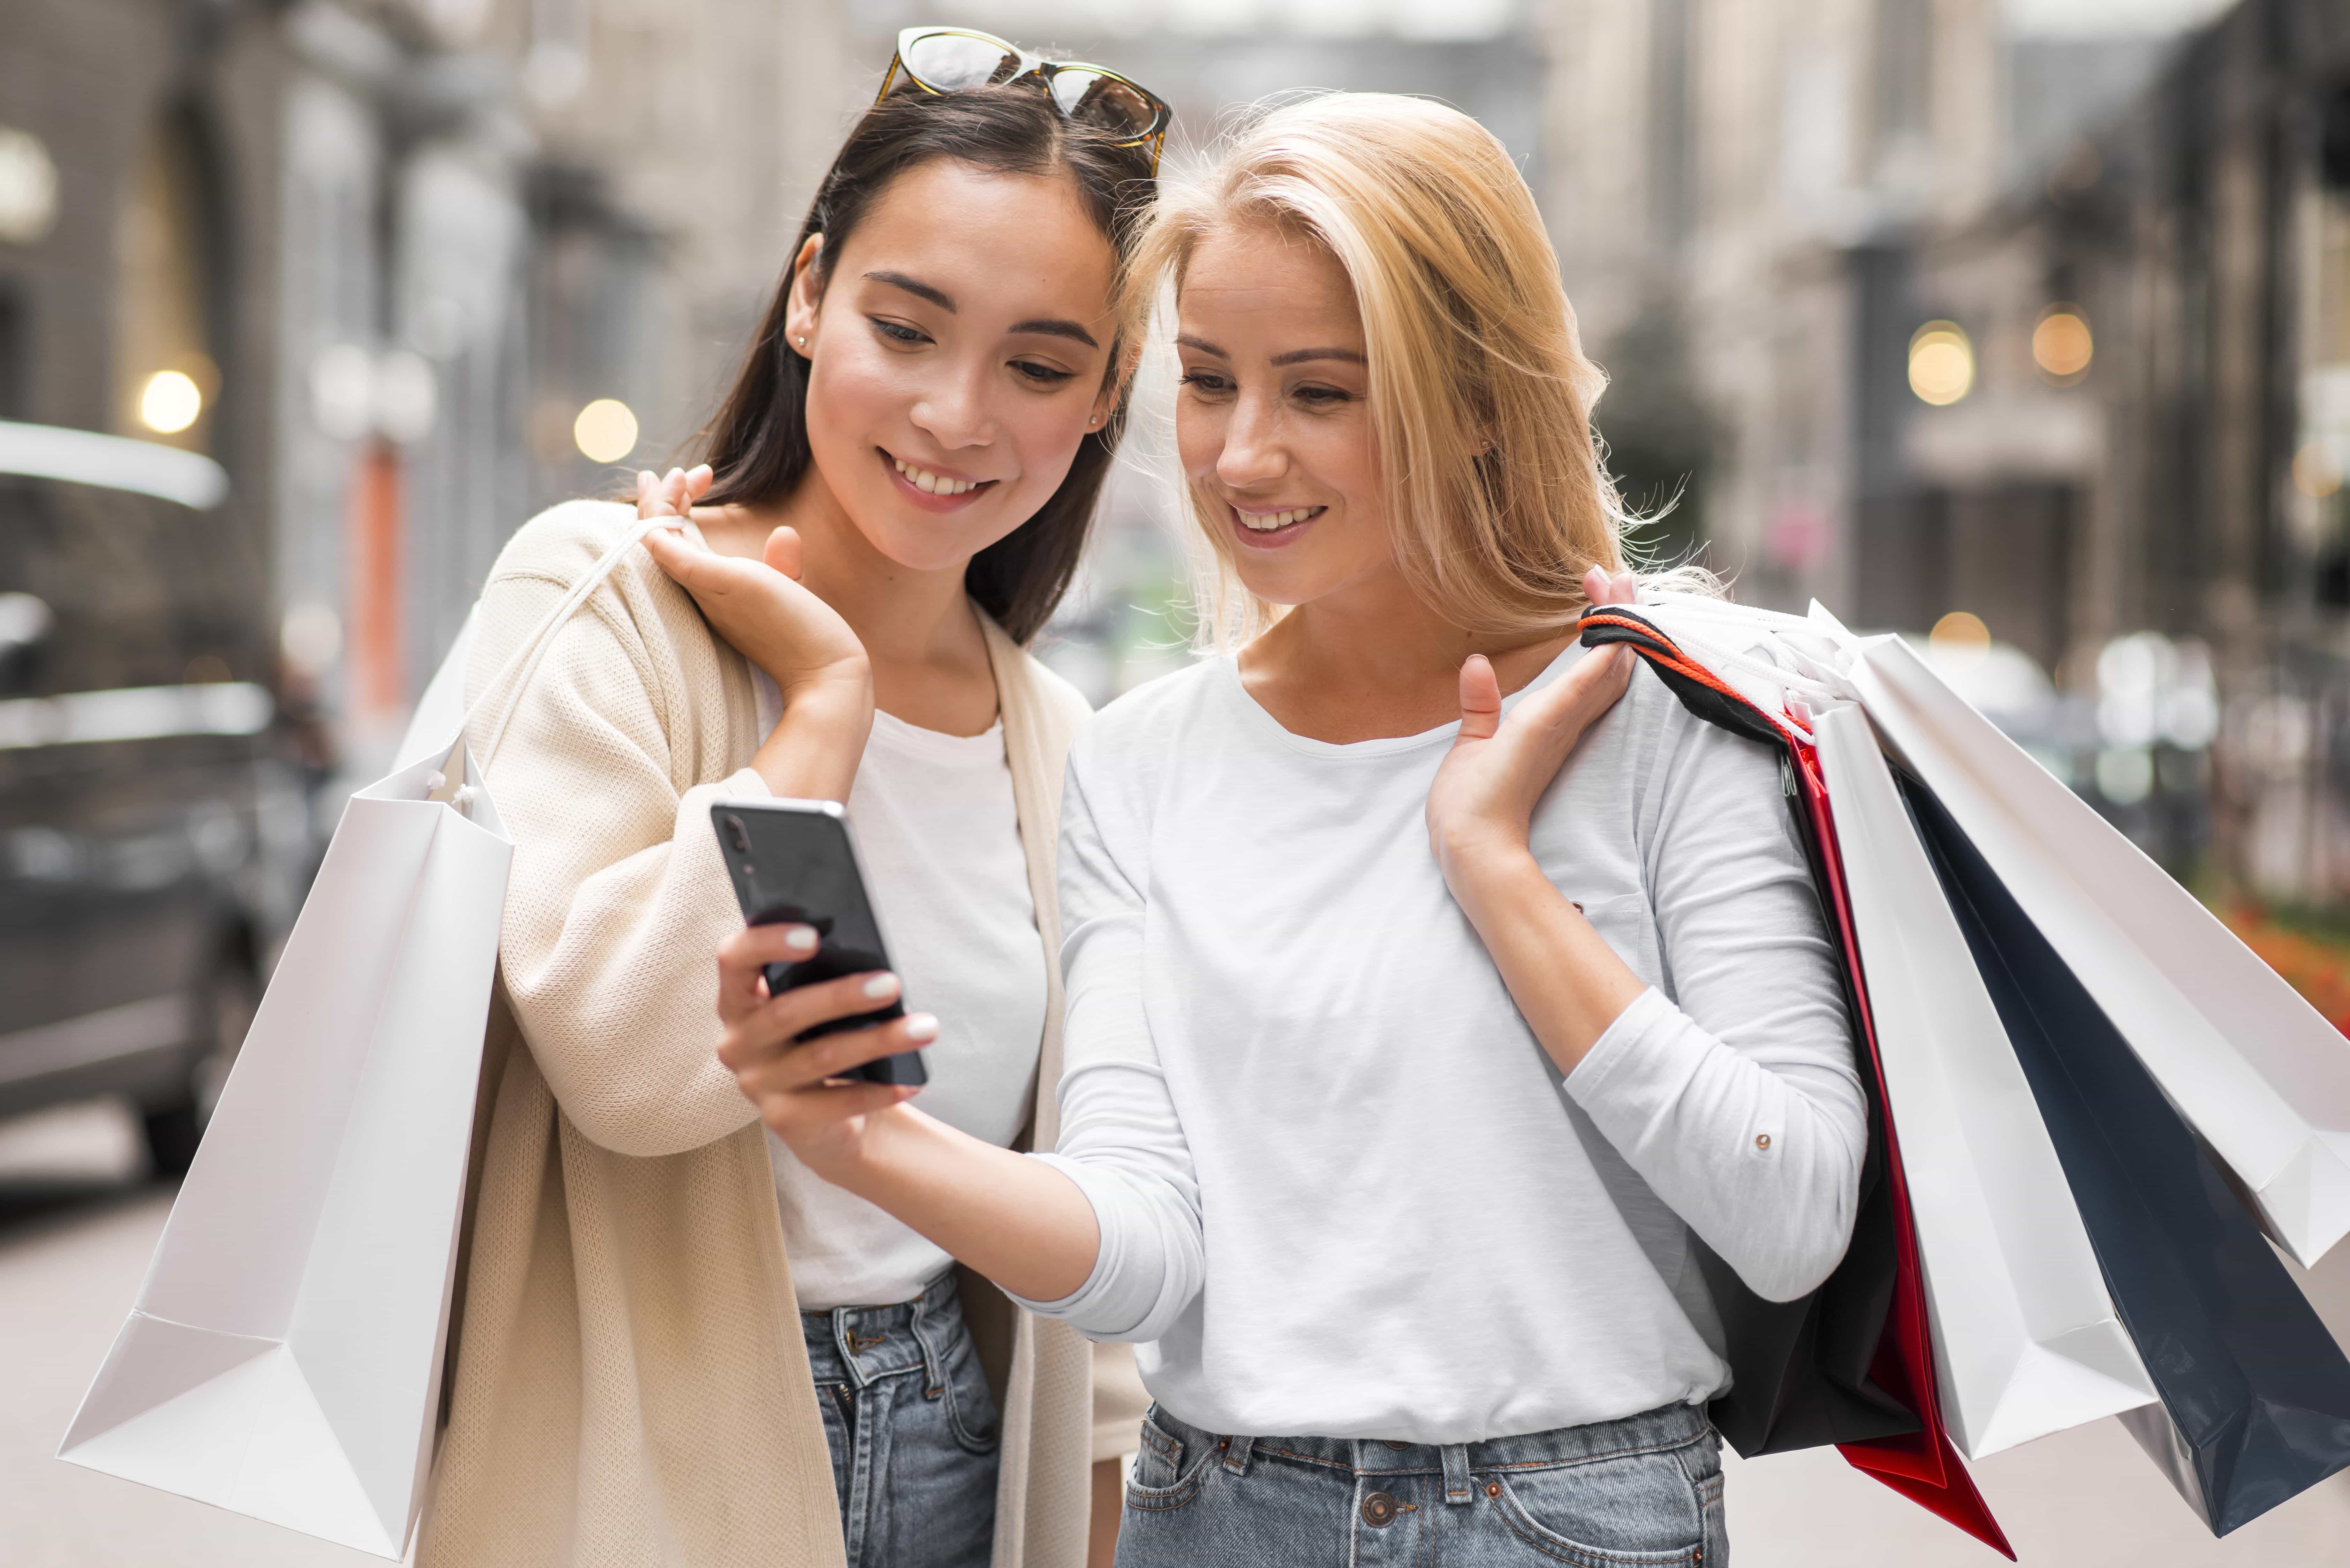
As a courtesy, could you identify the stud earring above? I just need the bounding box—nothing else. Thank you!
[796,335,807,349]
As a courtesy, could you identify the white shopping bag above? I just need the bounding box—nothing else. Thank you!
[1846,630,2350,1270]
[1814,702,2157,1460]
[57,518,668,1558]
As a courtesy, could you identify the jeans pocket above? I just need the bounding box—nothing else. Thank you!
[936,1331,1002,1456]
[1485,1443,1709,1567]
[1125,1414,1210,1513]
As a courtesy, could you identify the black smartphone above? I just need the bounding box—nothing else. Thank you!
[711,799,928,1087]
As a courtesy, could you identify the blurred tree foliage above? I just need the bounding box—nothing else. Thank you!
[1591,304,1722,571]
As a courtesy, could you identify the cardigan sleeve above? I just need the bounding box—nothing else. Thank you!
[466,515,768,1159]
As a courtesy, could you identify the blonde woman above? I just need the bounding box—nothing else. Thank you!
[718,94,1864,1563]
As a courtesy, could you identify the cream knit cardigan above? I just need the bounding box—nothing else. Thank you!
[419,501,1105,1568]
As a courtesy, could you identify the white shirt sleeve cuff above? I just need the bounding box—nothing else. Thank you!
[1003,1153,1161,1339]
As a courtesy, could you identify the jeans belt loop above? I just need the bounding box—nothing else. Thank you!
[908,1288,949,1398]
[1222,1434,1256,1476]
[1441,1443,1474,1504]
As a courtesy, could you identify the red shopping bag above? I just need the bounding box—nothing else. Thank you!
[1580,608,2013,1558]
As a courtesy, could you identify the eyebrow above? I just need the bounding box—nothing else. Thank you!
[1271,346,1368,366]
[1010,317,1100,349]
[865,271,954,311]
[866,271,1100,349]
[1174,334,1365,367]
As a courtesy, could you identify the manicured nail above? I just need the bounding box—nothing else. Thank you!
[862,973,899,1000]
[903,1014,939,1043]
[783,926,817,954]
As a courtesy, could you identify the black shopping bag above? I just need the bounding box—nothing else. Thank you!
[1902,771,2350,1535]
[1579,609,1922,1458]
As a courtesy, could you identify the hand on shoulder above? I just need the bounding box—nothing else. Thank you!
[636,464,872,710]
[1425,567,1638,894]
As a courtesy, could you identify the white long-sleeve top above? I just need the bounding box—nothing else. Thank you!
[1013,646,1867,1445]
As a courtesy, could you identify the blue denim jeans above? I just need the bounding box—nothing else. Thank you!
[1118,1399,1726,1567]
[804,1271,1000,1568]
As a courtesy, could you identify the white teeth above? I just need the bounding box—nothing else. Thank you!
[892,457,976,495]
[1238,507,1315,531]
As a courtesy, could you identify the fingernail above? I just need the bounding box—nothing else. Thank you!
[903,1013,939,1043]
[784,926,817,954]
[862,973,899,1000]
[689,463,712,480]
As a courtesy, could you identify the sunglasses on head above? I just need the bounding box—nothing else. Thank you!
[879,26,1170,174]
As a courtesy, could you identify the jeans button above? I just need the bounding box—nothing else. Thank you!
[1361,1490,1398,1527]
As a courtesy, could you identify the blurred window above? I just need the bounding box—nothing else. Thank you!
[1871,0,1934,174]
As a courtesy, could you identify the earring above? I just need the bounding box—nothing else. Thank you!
[1089,414,1100,426]
[796,335,807,349]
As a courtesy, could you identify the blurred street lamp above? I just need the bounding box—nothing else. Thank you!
[1908,321,1974,405]
[2032,306,2093,382]
[573,398,639,464]
[138,369,203,434]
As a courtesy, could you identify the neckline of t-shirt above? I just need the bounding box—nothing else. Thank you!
[1212,642,1586,758]
[868,706,1006,764]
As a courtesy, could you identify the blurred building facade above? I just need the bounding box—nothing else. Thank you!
[1543,0,2350,904]
[2,0,860,782]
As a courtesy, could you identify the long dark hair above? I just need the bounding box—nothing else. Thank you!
[696,87,1156,643]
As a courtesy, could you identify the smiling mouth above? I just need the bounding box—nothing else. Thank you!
[1231,505,1325,536]
[885,450,993,497]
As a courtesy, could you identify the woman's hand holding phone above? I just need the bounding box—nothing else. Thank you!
[716,920,936,1180]
[710,921,1104,1303]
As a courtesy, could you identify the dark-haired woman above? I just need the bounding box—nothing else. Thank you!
[418,41,1162,1568]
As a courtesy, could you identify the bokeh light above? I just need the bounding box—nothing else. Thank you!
[573,398,639,464]
[138,369,202,434]
[2032,307,2093,380]
[1907,322,1974,406]
[1929,610,1992,654]
[2293,441,2342,498]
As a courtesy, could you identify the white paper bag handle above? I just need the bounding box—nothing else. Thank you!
[458,514,681,776]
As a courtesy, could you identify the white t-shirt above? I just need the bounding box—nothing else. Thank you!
[1017,646,1868,1444]
[752,674,1047,1310]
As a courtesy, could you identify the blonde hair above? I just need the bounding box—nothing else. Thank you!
[1131,93,1646,648]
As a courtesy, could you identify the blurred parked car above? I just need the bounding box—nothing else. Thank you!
[0,420,292,1174]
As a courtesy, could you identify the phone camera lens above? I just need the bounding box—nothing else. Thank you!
[725,817,750,855]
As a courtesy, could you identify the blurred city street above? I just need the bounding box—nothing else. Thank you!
[7,1100,2350,1565]
[13,0,2350,1562]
